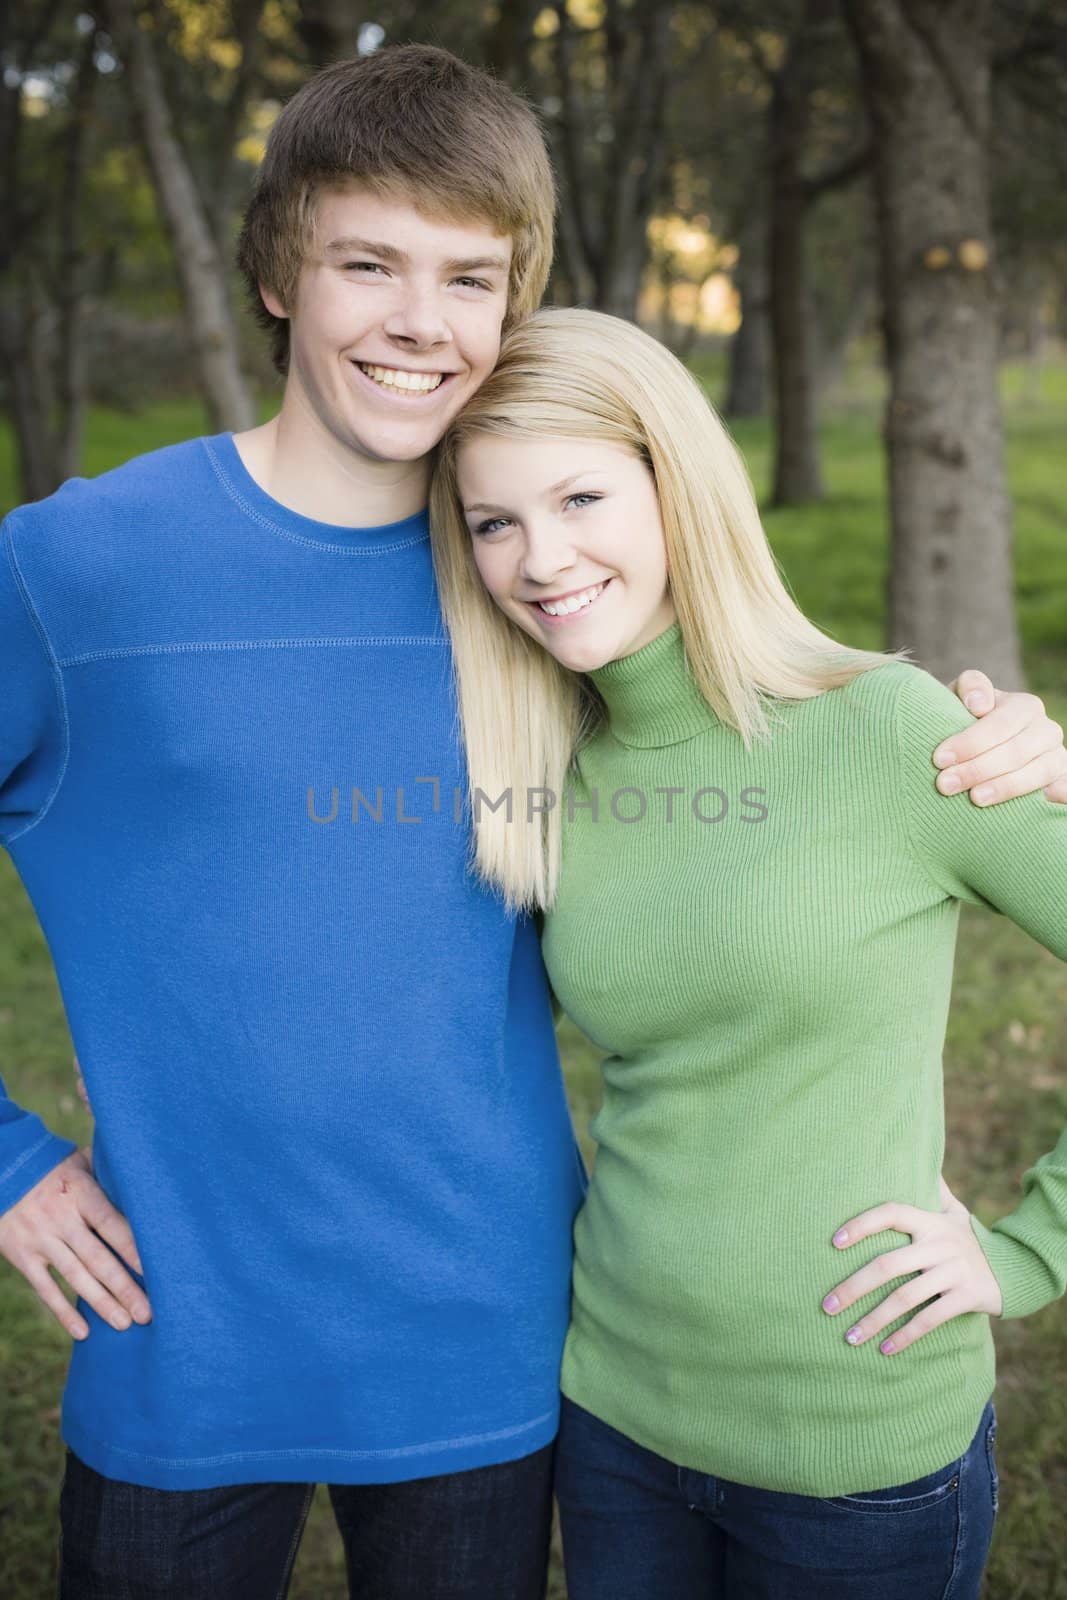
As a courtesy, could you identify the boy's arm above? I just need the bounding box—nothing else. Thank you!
[0,517,79,1210]
[937,667,1066,806]
[0,517,151,1339]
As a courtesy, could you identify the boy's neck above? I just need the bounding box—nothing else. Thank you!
[232,404,430,529]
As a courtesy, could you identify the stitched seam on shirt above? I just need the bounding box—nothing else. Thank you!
[890,668,966,903]
[202,438,430,555]
[58,637,449,668]
[2,530,72,845]
[65,1408,556,1467]
[0,1130,58,1186]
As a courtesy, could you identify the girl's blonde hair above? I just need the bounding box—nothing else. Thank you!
[429,307,905,917]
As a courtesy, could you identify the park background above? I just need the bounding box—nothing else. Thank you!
[1,1,1065,1595]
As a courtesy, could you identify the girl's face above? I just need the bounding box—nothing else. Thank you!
[456,434,677,673]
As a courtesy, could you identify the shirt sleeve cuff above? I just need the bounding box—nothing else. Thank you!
[969,1213,1065,1320]
[0,1124,79,1216]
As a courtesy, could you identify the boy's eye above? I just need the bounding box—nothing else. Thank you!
[342,264,492,291]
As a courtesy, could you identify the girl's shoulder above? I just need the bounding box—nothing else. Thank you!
[767,660,977,775]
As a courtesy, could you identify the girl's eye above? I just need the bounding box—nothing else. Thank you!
[473,516,511,537]
[566,493,602,510]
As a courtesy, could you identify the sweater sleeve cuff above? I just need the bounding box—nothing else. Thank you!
[969,1213,1065,1320]
[0,1123,79,1216]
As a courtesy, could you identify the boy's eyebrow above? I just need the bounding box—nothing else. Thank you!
[324,236,510,274]
[443,253,511,275]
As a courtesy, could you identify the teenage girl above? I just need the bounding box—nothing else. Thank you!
[426,308,1067,1599]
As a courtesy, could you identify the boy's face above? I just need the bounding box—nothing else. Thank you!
[261,185,513,468]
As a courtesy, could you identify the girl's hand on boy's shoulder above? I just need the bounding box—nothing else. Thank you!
[940,668,1067,805]
[820,1176,1003,1357]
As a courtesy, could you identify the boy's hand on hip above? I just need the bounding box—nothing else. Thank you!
[0,1149,151,1341]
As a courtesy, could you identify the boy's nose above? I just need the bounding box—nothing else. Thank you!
[383,291,451,350]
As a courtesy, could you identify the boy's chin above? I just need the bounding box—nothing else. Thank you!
[346,419,447,465]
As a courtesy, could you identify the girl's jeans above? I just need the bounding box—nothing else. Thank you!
[555,1394,998,1600]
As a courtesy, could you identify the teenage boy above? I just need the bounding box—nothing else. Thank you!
[0,43,1064,1600]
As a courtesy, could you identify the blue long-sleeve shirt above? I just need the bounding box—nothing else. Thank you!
[0,432,585,1489]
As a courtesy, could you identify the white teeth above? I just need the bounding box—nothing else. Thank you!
[357,363,444,393]
[538,583,607,617]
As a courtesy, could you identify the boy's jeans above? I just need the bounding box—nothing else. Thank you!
[555,1394,998,1600]
[57,1441,554,1599]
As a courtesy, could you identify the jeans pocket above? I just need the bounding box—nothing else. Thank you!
[823,1456,964,1516]
[984,1410,999,1516]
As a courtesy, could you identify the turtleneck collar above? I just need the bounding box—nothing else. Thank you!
[586,621,720,749]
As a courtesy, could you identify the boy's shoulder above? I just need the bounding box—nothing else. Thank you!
[3,435,218,555]
[1,435,228,658]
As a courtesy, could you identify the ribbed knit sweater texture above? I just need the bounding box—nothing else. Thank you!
[541,620,1067,1496]
[0,433,585,1489]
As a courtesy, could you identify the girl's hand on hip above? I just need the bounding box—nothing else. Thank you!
[821,1177,1003,1355]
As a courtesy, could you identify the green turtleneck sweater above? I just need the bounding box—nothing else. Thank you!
[540,622,1067,1496]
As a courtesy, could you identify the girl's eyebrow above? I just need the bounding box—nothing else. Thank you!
[464,475,595,516]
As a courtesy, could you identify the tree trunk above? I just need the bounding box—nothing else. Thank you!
[843,0,1024,686]
[724,215,770,418]
[597,3,670,318]
[554,0,671,322]
[484,0,543,85]
[56,25,98,482]
[294,0,363,68]
[768,27,825,504]
[0,291,60,502]
[107,0,255,434]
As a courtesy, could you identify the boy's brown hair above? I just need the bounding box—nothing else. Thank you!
[236,44,557,375]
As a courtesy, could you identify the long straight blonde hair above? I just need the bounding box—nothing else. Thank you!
[428,308,905,917]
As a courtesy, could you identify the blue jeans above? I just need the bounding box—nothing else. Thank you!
[57,1442,554,1599]
[555,1395,998,1600]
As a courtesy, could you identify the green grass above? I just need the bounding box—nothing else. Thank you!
[1,361,1065,1598]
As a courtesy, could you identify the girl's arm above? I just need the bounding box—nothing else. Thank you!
[824,665,1067,1353]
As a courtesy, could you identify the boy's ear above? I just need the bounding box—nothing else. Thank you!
[259,282,289,320]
